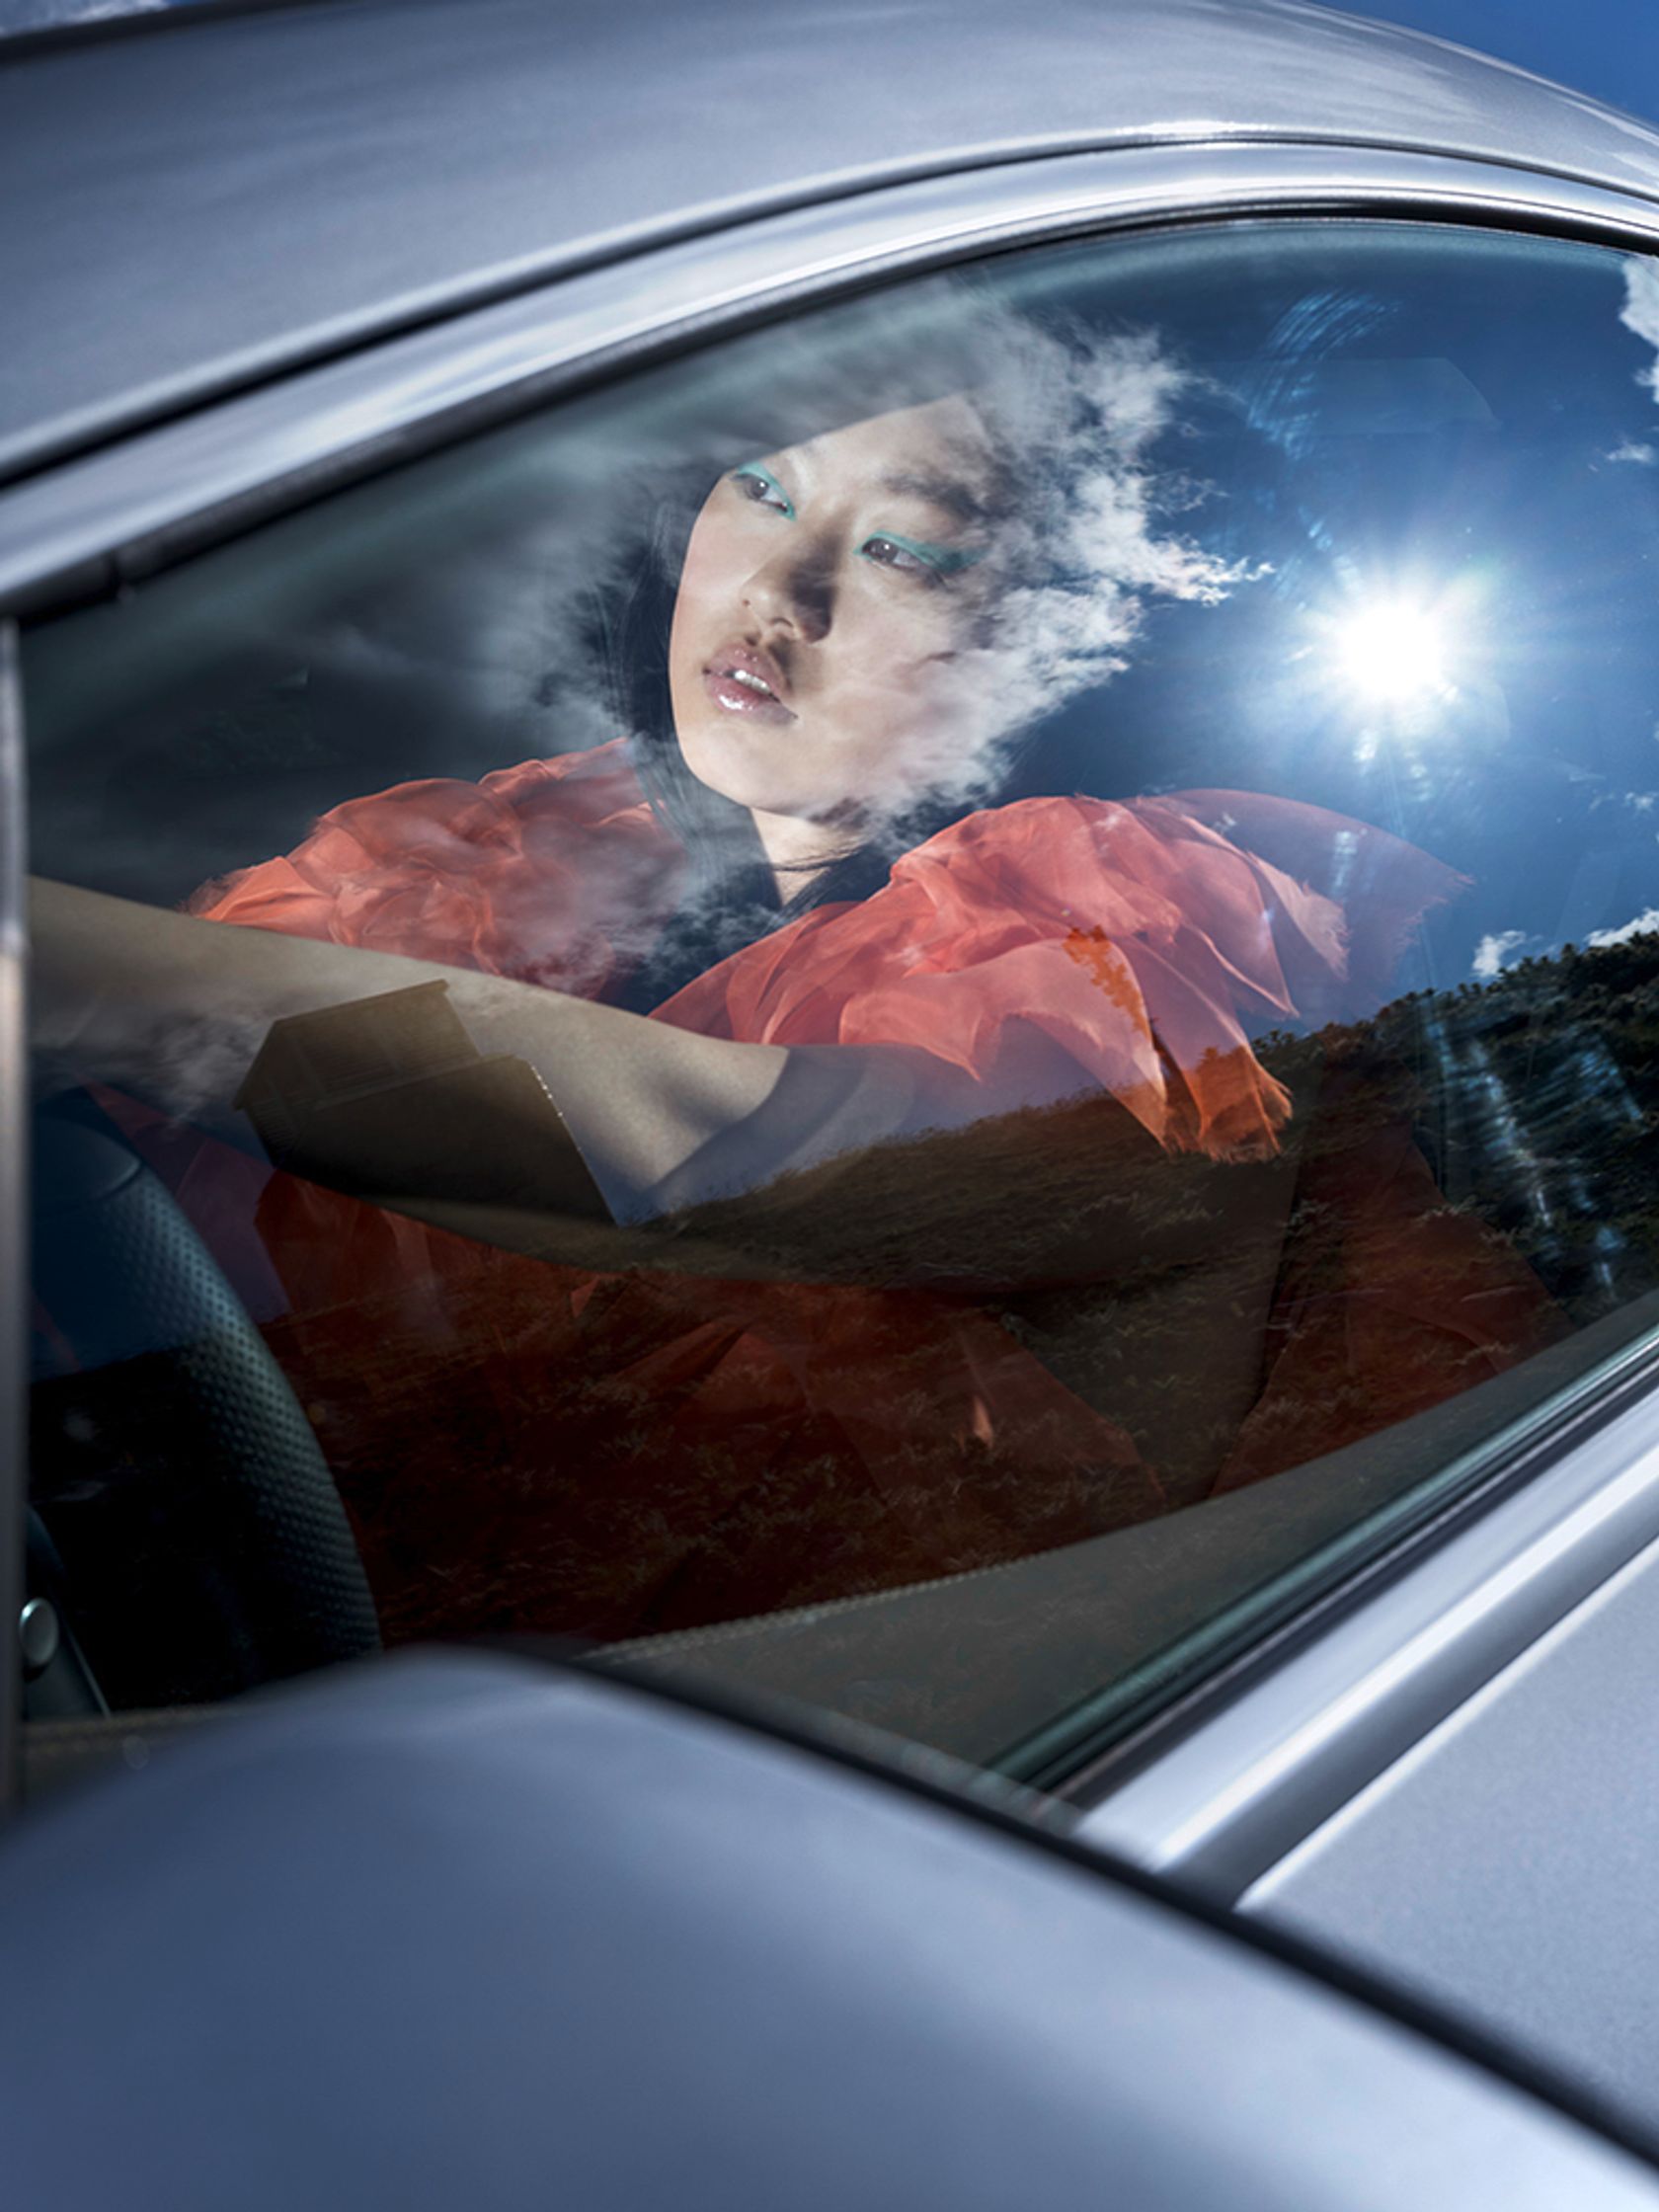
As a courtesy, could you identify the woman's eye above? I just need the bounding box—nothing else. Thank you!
[861,533,985,583]
[862,535,924,573]
[732,467,794,517]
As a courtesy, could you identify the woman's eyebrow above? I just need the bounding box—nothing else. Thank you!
[877,470,995,528]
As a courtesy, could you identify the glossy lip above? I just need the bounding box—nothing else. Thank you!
[703,640,796,724]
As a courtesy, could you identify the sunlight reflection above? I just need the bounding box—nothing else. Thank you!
[1298,575,1497,761]
[1334,599,1449,704]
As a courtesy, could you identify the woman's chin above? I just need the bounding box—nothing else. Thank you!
[677,726,832,822]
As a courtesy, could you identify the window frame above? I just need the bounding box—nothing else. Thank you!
[13,137,1659,1818]
[1073,1341,1659,1887]
[0,622,25,1810]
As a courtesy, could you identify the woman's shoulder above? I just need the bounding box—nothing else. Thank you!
[653,788,1325,1152]
[192,739,681,992]
[654,785,1462,1153]
[895,788,1462,1005]
[302,736,657,851]
[475,737,657,827]
[194,738,656,893]
[902,785,1459,897]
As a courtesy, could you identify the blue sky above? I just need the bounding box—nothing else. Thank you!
[1346,0,1659,122]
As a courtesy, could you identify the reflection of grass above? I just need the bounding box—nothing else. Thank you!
[684,921,1659,1317]
[679,1080,1297,1294]
[677,932,1659,1512]
[672,1097,1318,1513]
[256,930,1659,1652]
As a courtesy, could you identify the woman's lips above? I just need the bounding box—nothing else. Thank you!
[703,644,795,725]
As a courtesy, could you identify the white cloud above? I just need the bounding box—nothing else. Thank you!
[1588,908,1659,949]
[1606,439,1657,465]
[43,275,1266,988]
[1472,930,1531,980]
[1589,788,1659,813]
[940,318,1259,767]
[1621,259,1659,402]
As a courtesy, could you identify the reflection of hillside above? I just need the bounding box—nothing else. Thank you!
[680,933,1647,1511]
[683,1077,1300,1294]
[1278,930,1659,1329]
[686,929,1659,1327]
[218,933,1659,1655]
[592,942,1659,1738]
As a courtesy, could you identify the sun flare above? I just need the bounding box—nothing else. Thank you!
[1334,599,1450,705]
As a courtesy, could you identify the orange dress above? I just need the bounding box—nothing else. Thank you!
[133,741,1553,1645]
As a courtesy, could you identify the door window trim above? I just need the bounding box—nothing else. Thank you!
[1074,1360,1659,1898]
[8,140,1659,619]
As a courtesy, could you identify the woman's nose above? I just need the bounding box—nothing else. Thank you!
[742,538,833,642]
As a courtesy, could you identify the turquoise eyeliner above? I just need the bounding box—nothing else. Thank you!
[863,531,989,578]
[733,464,795,516]
[733,466,988,578]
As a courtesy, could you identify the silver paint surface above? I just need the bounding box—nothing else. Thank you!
[0,626,23,1810]
[1077,1356,1659,1898]
[8,140,1659,612]
[1242,1528,1659,2136]
[6,0,1659,482]
[8,1649,1659,2208]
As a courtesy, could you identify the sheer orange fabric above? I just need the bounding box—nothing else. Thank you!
[147,740,1556,1643]
[656,784,1462,1153]
[194,740,683,1000]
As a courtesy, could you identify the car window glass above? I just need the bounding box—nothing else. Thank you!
[24,219,1659,1778]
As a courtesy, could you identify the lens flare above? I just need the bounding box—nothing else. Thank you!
[1334,600,1449,704]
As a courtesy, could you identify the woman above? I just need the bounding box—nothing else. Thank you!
[32,327,1557,1645]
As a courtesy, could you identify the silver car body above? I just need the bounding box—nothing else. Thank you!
[9,0,1659,2181]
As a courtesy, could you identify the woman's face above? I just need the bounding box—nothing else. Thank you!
[668,396,1004,836]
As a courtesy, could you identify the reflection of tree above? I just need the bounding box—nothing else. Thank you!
[1288,931,1659,1329]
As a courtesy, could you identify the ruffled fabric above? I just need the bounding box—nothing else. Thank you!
[158,740,1547,1647]
[196,745,1462,1164]
[658,790,1462,1156]
[192,740,682,1001]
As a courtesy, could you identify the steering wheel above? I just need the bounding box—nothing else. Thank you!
[29,1102,380,1708]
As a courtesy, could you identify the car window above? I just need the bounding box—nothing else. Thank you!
[24,217,1659,1778]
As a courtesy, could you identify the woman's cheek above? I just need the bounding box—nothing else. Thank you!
[672,519,733,641]
[674,499,775,641]
[845,581,960,679]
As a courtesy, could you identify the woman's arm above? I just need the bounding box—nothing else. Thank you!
[29,878,925,1226]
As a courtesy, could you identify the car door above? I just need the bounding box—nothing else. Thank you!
[13,69,1659,2146]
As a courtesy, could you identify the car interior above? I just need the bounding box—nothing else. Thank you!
[23,215,1659,1800]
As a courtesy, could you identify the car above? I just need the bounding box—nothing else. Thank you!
[10,0,1659,2201]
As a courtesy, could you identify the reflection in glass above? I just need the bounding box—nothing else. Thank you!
[26,221,1659,1772]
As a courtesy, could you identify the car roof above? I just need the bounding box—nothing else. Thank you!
[6,0,1659,489]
